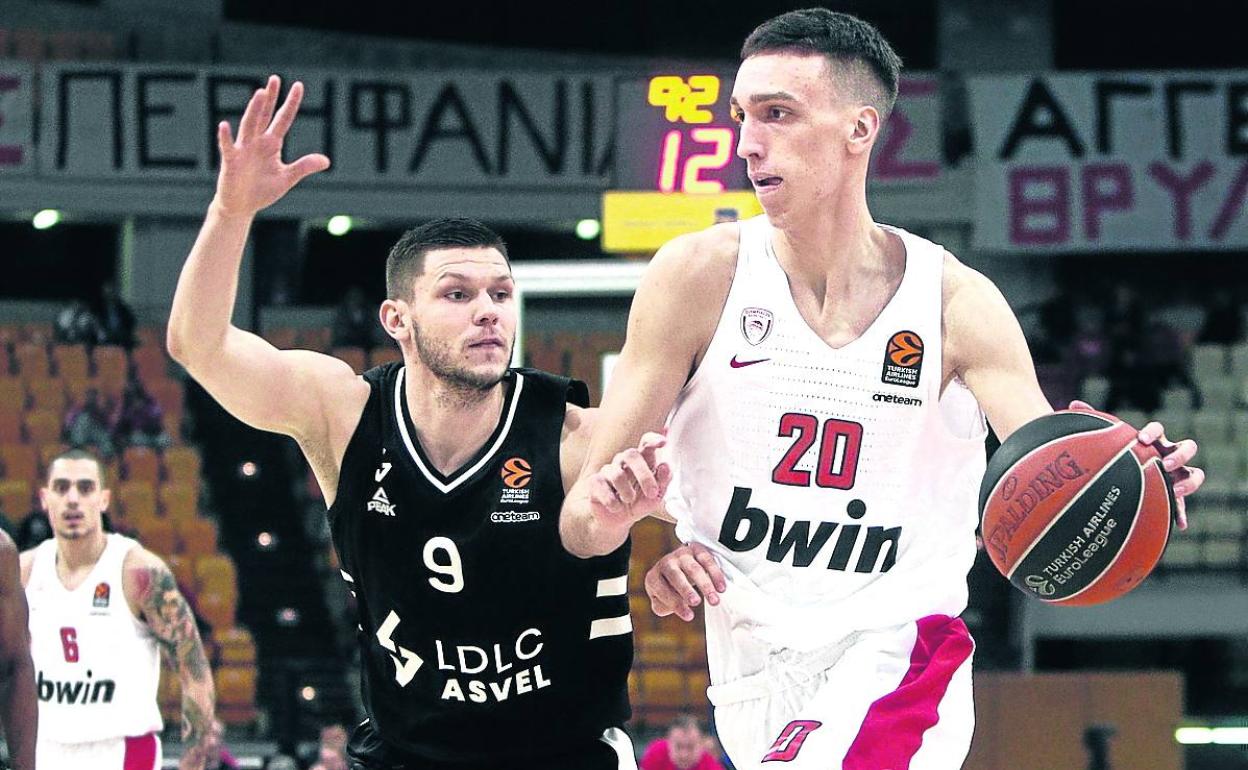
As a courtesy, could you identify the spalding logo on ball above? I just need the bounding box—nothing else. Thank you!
[978,408,1175,606]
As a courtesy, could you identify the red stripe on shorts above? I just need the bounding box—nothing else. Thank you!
[124,732,159,770]
[842,614,974,770]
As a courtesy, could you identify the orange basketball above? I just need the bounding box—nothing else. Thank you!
[978,409,1174,606]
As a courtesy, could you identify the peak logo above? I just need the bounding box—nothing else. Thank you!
[367,487,396,516]
[502,458,532,489]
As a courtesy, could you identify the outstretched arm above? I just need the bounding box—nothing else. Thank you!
[125,549,215,770]
[166,75,358,445]
[0,534,35,770]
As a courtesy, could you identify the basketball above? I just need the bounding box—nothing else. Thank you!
[978,409,1175,606]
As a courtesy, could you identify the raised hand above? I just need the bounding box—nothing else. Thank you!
[214,75,331,217]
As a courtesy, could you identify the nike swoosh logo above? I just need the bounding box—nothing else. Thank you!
[730,355,770,368]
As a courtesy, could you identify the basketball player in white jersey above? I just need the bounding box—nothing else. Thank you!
[0,530,36,770]
[560,9,1204,769]
[22,449,216,770]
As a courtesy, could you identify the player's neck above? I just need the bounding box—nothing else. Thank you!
[771,195,888,289]
[55,531,108,576]
[403,366,507,476]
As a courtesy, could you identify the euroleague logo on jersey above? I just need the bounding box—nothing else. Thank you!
[881,330,923,388]
[501,458,532,489]
[499,457,533,506]
[92,582,110,609]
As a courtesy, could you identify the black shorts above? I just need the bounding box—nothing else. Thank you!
[346,720,634,770]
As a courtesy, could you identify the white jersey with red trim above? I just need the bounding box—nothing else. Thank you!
[26,533,163,743]
[665,215,987,681]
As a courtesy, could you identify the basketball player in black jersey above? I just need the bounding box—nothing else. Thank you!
[167,76,671,770]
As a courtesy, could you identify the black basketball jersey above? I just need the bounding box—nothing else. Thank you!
[327,363,632,764]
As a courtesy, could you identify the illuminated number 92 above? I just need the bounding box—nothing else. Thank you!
[648,75,719,124]
[423,537,464,593]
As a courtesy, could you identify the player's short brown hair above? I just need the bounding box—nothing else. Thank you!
[386,218,510,300]
[741,8,903,120]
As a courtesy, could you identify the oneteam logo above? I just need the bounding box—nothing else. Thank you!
[872,392,923,407]
[491,511,541,524]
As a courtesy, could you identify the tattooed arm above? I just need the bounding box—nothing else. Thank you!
[0,534,36,770]
[124,547,216,770]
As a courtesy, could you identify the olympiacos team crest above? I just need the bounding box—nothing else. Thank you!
[740,307,774,345]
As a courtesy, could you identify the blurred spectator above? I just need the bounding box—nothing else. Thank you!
[331,286,377,349]
[64,387,115,458]
[205,719,240,770]
[1107,317,1200,413]
[16,509,52,550]
[1029,291,1084,407]
[0,509,15,541]
[308,723,348,770]
[54,299,101,345]
[309,746,347,770]
[111,377,170,450]
[640,714,725,770]
[1103,285,1145,354]
[1029,292,1078,366]
[1197,288,1244,345]
[263,756,298,770]
[93,281,136,348]
[1070,306,1110,378]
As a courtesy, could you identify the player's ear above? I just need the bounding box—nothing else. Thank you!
[379,299,410,342]
[846,104,881,156]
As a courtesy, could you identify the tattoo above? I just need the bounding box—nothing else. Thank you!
[182,696,208,743]
[139,566,211,682]
[138,563,215,756]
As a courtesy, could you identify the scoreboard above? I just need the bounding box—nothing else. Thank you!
[605,73,760,252]
[614,73,750,193]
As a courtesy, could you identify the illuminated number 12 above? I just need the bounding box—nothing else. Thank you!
[657,128,734,193]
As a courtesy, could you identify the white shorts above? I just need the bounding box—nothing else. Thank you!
[36,732,161,770]
[707,615,974,770]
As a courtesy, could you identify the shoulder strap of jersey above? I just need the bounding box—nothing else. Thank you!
[29,539,57,586]
[509,367,589,408]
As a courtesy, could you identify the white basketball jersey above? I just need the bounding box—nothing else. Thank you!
[665,216,988,678]
[26,534,163,743]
